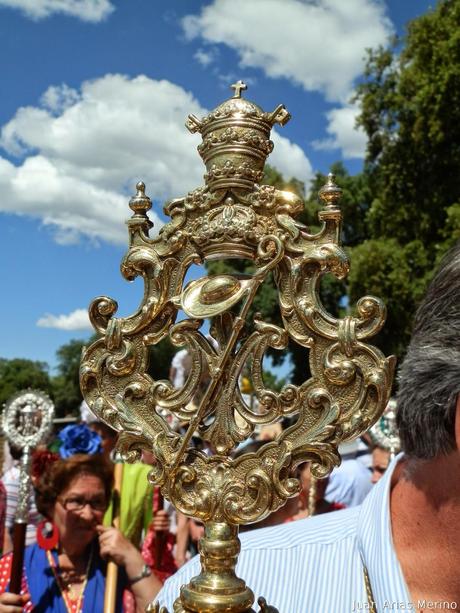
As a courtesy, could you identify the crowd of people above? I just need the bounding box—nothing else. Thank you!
[0,376,397,612]
[1,242,457,612]
[0,422,169,612]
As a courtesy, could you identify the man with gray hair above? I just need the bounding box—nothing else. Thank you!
[390,240,460,607]
[156,242,460,612]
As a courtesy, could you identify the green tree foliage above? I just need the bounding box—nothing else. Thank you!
[147,337,177,381]
[0,358,53,408]
[52,338,88,417]
[347,239,430,357]
[0,334,178,417]
[351,0,460,356]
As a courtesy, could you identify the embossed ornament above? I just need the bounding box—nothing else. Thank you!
[80,82,395,612]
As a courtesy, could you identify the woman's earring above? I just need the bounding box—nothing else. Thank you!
[37,520,59,550]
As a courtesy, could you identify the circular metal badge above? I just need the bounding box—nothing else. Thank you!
[2,389,55,450]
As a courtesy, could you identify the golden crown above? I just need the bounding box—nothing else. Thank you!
[186,81,291,191]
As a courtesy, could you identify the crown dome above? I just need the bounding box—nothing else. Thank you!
[186,81,291,191]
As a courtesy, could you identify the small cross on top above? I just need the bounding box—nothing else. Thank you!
[230,80,247,98]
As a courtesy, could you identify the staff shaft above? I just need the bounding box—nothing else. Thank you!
[153,489,165,570]
[10,447,32,594]
[9,523,26,594]
[104,462,123,613]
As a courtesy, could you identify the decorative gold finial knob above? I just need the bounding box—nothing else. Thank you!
[129,181,152,217]
[318,173,342,209]
[230,80,247,98]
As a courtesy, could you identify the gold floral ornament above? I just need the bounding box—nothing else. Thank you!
[80,82,395,612]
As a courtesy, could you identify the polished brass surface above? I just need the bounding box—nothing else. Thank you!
[175,522,254,613]
[179,274,252,319]
[80,82,395,612]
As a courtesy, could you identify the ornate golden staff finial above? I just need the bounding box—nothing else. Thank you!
[80,83,395,612]
[2,390,54,593]
[318,172,342,210]
[129,180,152,218]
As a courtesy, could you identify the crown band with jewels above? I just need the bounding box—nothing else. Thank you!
[186,81,291,191]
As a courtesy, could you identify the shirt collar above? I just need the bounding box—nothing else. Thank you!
[357,453,412,609]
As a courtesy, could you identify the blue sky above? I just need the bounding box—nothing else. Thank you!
[0,0,434,373]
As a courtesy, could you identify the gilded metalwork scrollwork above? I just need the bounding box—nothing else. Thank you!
[80,82,395,612]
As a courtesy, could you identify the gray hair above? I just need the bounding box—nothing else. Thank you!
[396,241,460,459]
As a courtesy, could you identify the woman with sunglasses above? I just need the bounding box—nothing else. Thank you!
[0,453,162,612]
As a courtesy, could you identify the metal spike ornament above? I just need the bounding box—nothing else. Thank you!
[80,83,395,612]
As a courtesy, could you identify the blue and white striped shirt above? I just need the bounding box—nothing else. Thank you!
[156,456,412,613]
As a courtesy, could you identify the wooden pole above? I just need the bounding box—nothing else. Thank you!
[9,523,26,594]
[104,462,123,613]
[153,489,166,570]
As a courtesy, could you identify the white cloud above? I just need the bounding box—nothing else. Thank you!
[0,74,313,244]
[37,308,92,330]
[271,130,313,184]
[0,0,114,22]
[0,75,206,244]
[40,84,80,114]
[312,103,367,159]
[182,0,393,103]
[194,47,218,68]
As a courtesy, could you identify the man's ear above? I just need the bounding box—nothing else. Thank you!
[455,395,460,449]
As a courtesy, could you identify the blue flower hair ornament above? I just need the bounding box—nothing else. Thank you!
[57,423,103,458]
